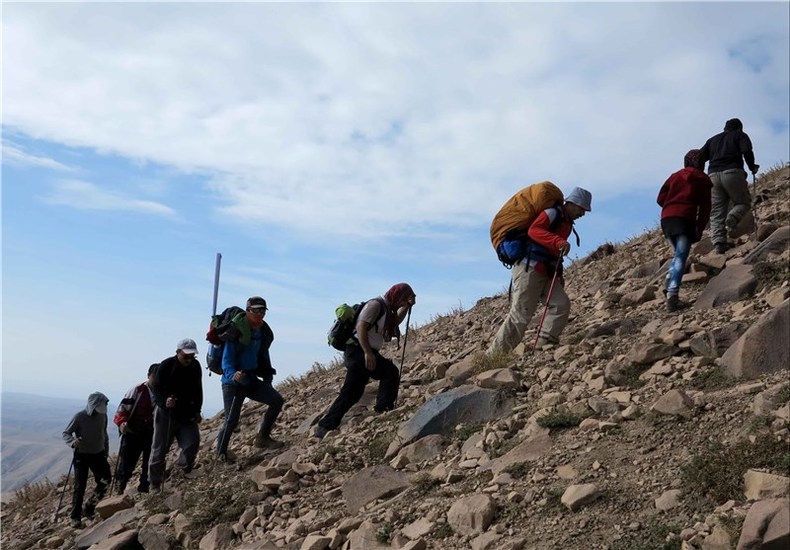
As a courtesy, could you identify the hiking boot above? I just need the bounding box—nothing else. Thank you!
[70,518,83,529]
[254,434,285,450]
[666,295,690,313]
[150,483,162,494]
[83,504,95,519]
[536,338,555,349]
[313,425,329,440]
[137,483,149,494]
[714,243,732,254]
[218,451,237,464]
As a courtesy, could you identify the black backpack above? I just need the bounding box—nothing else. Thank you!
[327,298,386,351]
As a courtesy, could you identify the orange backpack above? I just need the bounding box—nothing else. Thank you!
[490,181,564,252]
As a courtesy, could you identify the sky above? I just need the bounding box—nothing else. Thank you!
[2,2,789,416]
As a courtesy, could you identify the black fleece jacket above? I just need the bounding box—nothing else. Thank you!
[151,355,203,422]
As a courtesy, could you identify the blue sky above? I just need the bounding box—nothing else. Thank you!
[2,2,788,415]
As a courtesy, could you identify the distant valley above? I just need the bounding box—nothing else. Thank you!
[1,392,119,499]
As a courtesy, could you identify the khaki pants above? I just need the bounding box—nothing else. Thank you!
[488,261,570,354]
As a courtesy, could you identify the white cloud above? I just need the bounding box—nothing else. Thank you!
[3,3,788,239]
[43,179,177,217]
[2,140,72,171]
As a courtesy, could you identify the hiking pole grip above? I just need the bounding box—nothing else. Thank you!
[212,253,222,317]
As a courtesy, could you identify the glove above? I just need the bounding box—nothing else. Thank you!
[119,422,128,434]
[751,164,760,175]
[71,439,80,449]
[558,242,571,257]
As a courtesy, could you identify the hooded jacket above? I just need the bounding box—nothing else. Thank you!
[62,392,110,455]
[697,119,757,174]
[657,167,713,240]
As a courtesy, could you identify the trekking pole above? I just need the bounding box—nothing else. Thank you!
[532,259,563,353]
[52,450,76,522]
[219,391,240,460]
[398,306,412,375]
[161,410,174,491]
[212,253,222,317]
[110,434,124,495]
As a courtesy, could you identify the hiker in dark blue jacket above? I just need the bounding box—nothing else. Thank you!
[215,296,285,461]
[62,392,111,528]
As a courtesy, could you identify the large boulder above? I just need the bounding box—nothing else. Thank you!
[722,299,790,378]
[487,433,552,475]
[396,434,446,465]
[736,498,790,550]
[387,386,514,455]
[688,322,750,358]
[446,494,496,536]
[743,226,790,264]
[695,264,757,309]
[75,508,139,549]
[342,465,410,513]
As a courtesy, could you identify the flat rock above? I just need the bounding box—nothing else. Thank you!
[396,434,445,465]
[487,433,553,475]
[744,470,790,501]
[401,517,433,540]
[655,489,682,511]
[561,484,601,511]
[445,355,479,386]
[342,465,410,513]
[137,525,171,550]
[688,322,749,358]
[695,264,757,309]
[447,494,496,535]
[651,389,695,418]
[722,299,790,378]
[743,225,790,265]
[388,385,514,455]
[347,520,388,550]
[198,524,235,550]
[474,368,521,391]
[76,508,139,549]
[86,529,138,550]
[620,286,656,306]
[300,535,332,550]
[95,495,135,520]
[627,342,679,365]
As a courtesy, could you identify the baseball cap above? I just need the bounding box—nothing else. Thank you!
[246,296,268,310]
[177,338,198,355]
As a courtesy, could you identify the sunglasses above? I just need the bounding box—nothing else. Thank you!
[248,307,267,314]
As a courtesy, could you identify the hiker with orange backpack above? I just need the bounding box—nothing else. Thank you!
[488,186,592,354]
[657,149,713,312]
[314,283,416,440]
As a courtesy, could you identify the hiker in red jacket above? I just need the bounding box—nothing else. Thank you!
[112,364,157,494]
[657,149,713,312]
[488,188,592,354]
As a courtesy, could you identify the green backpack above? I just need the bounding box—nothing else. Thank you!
[327,298,386,351]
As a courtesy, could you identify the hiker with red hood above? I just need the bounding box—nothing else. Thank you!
[657,149,713,312]
[314,283,416,439]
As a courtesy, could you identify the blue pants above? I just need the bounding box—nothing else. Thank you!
[666,234,691,297]
[318,346,399,431]
[216,377,284,456]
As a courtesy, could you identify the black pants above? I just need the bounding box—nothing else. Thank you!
[71,452,111,520]
[318,346,399,431]
[117,430,153,491]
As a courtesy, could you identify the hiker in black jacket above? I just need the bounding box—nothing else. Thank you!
[696,118,759,254]
[147,338,203,492]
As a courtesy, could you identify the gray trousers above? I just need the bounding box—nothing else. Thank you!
[148,406,200,486]
[488,261,570,354]
[710,169,751,246]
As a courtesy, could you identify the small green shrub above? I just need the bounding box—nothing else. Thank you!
[376,523,394,543]
[502,462,531,479]
[452,422,483,442]
[618,364,650,389]
[681,433,790,507]
[753,260,790,291]
[470,351,512,377]
[690,367,738,391]
[536,411,581,430]
[775,385,790,404]
[612,522,681,550]
[411,472,441,496]
[368,433,393,462]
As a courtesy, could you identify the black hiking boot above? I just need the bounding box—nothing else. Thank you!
[714,242,732,254]
[254,433,284,450]
[666,295,690,313]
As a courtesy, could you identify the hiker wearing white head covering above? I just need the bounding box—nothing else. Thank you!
[488,187,592,354]
[62,391,111,528]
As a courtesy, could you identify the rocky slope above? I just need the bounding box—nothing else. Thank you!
[2,165,789,550]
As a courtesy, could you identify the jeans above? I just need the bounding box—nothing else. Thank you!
[216,377,284,456]
[70,452,111,520]
[488,261,570,354]
[318,346,400,431]
[710,169,751,246]
[117,429,153,491]
[666,234,691,297]
[148,406,200,486]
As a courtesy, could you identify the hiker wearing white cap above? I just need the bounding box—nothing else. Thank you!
[488,187,592,353]
[147,338,203,492]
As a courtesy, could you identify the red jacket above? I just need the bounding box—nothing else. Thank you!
[526,207,573,274]
[657,167,712,237]
[113,382,154,433]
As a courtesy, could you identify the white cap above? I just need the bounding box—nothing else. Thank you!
[177,338,198,355]
[565,187,592,212]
